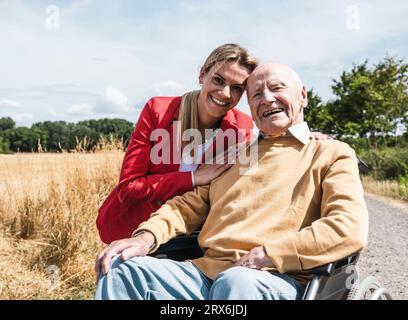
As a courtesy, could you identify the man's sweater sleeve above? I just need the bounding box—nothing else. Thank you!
[264,144,369,273]
[132,185,210,252]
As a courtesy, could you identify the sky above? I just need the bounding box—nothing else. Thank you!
[0,0,407,127]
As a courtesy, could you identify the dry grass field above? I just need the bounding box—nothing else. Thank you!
[361,175,408,201]
[0,151,124,299]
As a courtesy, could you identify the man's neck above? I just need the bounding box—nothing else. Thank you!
[260,122,311,145]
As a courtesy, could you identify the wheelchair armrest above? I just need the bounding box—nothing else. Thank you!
[306,252,360,276]
[150,231,203,261]
[357,157,369,174]
[155,231,200,252]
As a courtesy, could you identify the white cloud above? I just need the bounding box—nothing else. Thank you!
[94,87,130,114]
[0,99,19,108]
[12,113,34,122]
[152,81,186,96]
[67,103,94,115]
[139,81,188,102]
[48,108,58,116]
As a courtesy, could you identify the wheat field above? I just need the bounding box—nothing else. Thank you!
[0,151,124,299]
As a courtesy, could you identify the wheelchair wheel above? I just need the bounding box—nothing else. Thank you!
[347,275,392,300]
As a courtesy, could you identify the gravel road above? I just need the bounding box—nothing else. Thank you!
[358,193,408,300]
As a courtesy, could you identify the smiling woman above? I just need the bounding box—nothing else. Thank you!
[96,44,259,244]
[197,60,249,130]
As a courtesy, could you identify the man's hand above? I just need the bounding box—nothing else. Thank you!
[94,231,155,280]
[233,246,275,269]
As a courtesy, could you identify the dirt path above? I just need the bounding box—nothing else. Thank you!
[358,193,408,300]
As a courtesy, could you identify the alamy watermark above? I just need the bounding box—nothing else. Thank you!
[150,122,259,176]
[43,264,61,290]
[346,4,360,30]
[45,5,60,30]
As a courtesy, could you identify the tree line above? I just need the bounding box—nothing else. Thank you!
[1,55,407,154]
[0,118,134,153]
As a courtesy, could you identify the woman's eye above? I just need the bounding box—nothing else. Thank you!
[213,77,223,85]
[232,86,243,93]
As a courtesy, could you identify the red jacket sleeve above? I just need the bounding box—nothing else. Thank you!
[116,99,193,204]
[245,116,255,142]
[235,110,255,142]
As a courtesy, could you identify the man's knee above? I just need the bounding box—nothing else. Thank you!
[210,267,262,299]
[105,255,149,275]
[213,267,252,287]
[95,256,152,300]
[210,267,301,300]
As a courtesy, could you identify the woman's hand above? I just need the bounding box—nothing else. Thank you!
[193,163,233,186]
[94,231,155,280]
[310,131,332,140]
[193,145,240,186]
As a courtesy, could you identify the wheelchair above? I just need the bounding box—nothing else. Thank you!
[151,231,392,300]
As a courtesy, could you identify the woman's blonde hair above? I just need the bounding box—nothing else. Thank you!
[178,44,258,150]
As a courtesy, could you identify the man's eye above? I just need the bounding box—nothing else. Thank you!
[252,92,260,98]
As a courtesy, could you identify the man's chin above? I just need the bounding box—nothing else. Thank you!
[259,123,289,137]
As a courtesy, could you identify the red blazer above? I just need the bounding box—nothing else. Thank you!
[96,96,254,244]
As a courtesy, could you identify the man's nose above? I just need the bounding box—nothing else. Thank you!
[260,90,276,104]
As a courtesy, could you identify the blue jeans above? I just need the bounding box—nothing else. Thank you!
[95,256,305,300]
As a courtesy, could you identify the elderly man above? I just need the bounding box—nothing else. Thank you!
[94,63,368,300]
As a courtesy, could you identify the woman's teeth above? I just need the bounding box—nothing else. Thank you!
[211,96,227,106]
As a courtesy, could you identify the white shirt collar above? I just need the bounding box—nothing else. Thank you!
[287,122,311,145]
[260,122,311,145]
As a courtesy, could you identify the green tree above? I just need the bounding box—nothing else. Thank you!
[328,56,408,147]
[69,124,98,150]
[304,89,335,134]
[0,136,11,153]
[0,117,16,153]
[0,117,16,131]
[78,118,133,140]
[0,117,135,153]
[32,121,71,151]
[6,127,45,152]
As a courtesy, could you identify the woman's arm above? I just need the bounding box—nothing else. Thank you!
[116,99,194,205]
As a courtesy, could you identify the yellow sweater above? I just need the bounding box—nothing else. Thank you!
[136,136,368,282]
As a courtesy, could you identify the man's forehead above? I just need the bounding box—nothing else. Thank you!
[248,69,289,88]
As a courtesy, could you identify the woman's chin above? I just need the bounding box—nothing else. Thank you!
[207,106,227,119]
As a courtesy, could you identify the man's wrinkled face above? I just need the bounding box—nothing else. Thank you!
[247,64,308,137]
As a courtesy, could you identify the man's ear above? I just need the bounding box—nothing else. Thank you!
[301,85,308,109]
